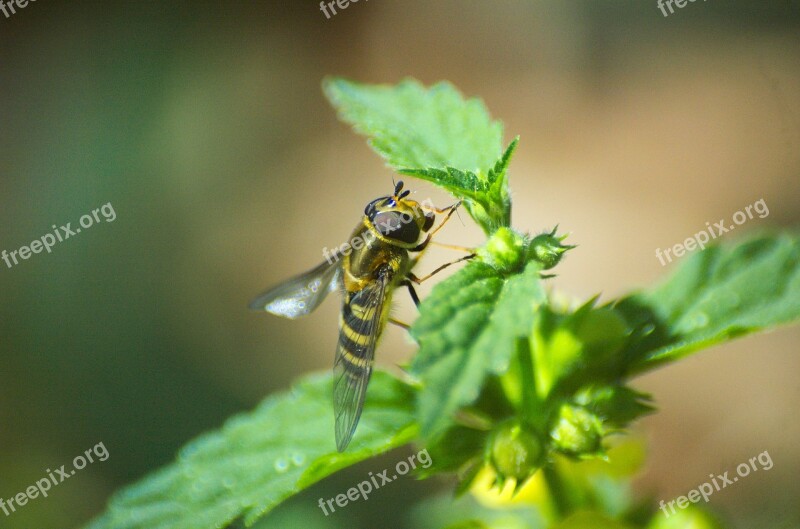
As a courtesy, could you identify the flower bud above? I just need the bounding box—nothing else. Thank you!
[479,227,527,274]
[550,403,604,457]
[528,227,574,270]
[486,419,545,482]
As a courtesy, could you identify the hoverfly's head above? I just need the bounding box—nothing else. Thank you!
[364,180,436,245]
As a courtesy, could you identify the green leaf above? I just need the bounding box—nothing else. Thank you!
[613,234,800,373]
[531,301,629,399]
[418,424,487,477]
[575,386,655,430]
[323,77,502,179]
[323,77,516,233]
[410,260,546,440]
[86,371,416,529]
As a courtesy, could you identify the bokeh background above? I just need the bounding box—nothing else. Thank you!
[1,1,799,528]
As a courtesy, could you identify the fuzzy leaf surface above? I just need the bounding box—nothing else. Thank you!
[613,234,800,373]
[410,260,546,439]
[324,77,516,232]
[86,371,415,529]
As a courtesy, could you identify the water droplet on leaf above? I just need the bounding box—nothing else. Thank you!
[274,458,290,473]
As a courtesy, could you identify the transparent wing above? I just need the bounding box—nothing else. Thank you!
[333,270,390,452]
[249,259,341,319]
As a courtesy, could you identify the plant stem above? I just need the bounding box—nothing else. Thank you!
[543,464,573,520]
[518,341,536,411]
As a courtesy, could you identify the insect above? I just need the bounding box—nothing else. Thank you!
[250,181,470,451]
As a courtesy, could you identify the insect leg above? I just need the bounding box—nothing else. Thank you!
[418,200,462,215]
[428,240,476,253]
[411,235,430,252]
[408,254,476,284]
[425,201,462,239]
[401,279,421,307]
[410,202,463,252]
[388,317,411,330]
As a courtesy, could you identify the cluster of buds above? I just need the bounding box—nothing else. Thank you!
[479,226,575,275]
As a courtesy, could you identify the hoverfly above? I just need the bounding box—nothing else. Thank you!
[250,181,469,451]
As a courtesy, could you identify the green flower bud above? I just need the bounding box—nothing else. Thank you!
[486,419,545,483]
[528,226,574,270]
[647,505,724,529]
[550,403,604,457]
[479,227,528,274]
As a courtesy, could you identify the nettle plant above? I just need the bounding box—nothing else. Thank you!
[88,79,800,529]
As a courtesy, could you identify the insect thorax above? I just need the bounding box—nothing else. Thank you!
[343,222,410,290]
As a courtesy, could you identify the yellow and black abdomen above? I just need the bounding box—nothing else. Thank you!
[336,288,385,375]
[333,220,412,451]
[336,221,409,371]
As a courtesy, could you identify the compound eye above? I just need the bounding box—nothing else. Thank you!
[365,198,383,218]
[373,211,403,235]
[373,211,420,243]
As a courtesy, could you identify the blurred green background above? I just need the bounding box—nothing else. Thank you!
[1,1,798,528]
